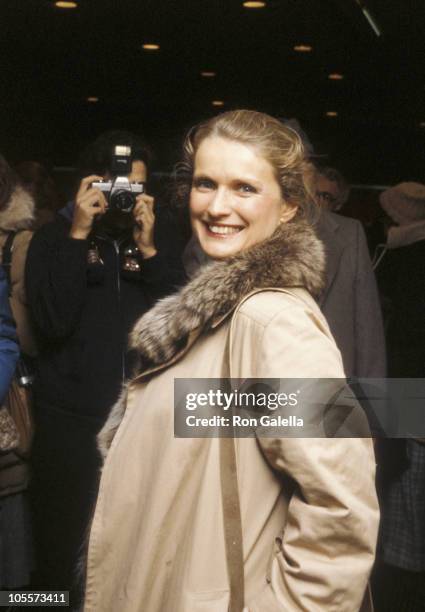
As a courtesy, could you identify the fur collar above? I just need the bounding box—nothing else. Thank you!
[0,186,35,232]
[130,219,324,369]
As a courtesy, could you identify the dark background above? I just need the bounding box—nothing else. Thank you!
[1,0,424,186]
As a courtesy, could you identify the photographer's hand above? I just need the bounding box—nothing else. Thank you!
[133,194,157,259]
[70,175,108,240]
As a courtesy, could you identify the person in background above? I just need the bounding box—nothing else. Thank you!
[372,182,425,612]
[314,165,350,212]
[302,141,385,379]
[25,130,185,603]
[15,160,62,229]
[0,154,35,591]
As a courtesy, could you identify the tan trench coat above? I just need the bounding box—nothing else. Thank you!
[84,288,379,612]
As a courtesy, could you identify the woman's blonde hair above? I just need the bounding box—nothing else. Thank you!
[174,109,316,220]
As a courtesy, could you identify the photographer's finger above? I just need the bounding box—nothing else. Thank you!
[79,189,107,214]
[77,175,104,198]
[143,209,155,226]
[144,195,155,210]
[133,199,147,218]
[135,194,154,209]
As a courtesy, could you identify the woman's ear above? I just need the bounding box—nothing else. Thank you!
[279,203,298,224]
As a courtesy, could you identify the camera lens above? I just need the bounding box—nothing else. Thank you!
[110,189,135,213]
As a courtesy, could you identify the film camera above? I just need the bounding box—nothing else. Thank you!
[92,145,144,213]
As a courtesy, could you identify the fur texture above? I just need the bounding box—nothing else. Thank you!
[0,186,35,231]
[130,219,324,367]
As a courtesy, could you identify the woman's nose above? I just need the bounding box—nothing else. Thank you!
[207,187,232,216]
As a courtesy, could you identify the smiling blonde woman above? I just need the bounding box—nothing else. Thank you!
[83,110,379,612]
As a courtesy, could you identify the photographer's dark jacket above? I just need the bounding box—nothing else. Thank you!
[25,212,185,422]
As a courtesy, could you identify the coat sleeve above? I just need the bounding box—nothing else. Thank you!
[25,221,89,341]
[231,294,379,611]
[0,269,19,403]
[353,222,386,378]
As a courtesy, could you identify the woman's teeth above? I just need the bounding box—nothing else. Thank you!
[208,225,241,235]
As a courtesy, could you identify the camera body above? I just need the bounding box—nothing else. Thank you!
[92,145,144,213]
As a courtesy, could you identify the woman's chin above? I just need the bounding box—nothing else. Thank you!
[199,235,244,260]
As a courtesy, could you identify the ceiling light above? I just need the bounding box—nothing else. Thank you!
[326,111,338,117]
[212,100,224,107]
[87,97,99,103]
[294,45,313,53]
[201,71,216,78]
[142,43,160,51]
[54,1,78,8]
[328,73,344,80]
[420,122,425,128]
[243,1,266,8]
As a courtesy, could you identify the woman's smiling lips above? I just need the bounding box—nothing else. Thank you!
[203,221,245,237]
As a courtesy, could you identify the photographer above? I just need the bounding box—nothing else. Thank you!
[25,131,185,601]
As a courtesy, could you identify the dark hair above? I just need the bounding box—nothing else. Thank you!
[77,130,153,178]
[173,110,316,221]
[0,154,18,210]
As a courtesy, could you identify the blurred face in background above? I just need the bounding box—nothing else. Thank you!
[315,174,342,211]
[190,136,297,259]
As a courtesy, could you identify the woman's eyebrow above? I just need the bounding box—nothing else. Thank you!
[230,176,263,187]
[193,173,216,182]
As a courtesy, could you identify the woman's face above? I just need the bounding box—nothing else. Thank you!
[190,136,297,259]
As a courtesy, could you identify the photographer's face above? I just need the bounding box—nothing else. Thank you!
[128,160,147,183]
[104,160,147,183]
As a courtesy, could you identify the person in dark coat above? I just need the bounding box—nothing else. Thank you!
[25,131,185,603]
[372,182,425,612]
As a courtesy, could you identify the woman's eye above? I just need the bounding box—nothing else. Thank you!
[193,178,215,191]
[237,183,256,194]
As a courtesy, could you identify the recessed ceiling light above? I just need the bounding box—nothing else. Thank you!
[243,1,266,8]
[294,44,313,53]
[55,1,78,8]
[201,71,216,78]
[212,100,224,107]
[142,43,160,51]
[328,73,344,80]
[326,111,338,117]
[87,97,99,103]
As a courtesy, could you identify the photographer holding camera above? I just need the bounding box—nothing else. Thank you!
[24,131,185,601]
